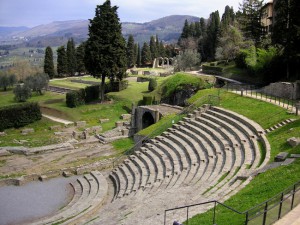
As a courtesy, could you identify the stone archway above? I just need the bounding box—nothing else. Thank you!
[142,112,155,130]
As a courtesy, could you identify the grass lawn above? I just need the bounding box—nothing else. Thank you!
[0,117,62,147]
[49,79,90,90]
[107,80,149,104]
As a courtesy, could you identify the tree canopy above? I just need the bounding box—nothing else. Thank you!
[84,0,127,101]
[44,46,55,79]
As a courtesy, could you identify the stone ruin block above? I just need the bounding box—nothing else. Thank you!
[99,118,110,124]
[0,132,6,137]
[91,126,102,133]
[49,125,61,131]
[75,121,86,128]
[143,71,151,75]
[287,137,300,147]
[122,129,129,136]
[274,152,289,162]
[121,114,132,120]
[115,121,124,128]
[21,128,34,135]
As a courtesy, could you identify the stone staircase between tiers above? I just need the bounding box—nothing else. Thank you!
[29,105,271,225]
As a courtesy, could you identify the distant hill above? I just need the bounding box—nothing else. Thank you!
[0,26,29,38]
[1,15,200,47]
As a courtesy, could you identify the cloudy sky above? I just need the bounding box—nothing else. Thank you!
[0,0,243,27]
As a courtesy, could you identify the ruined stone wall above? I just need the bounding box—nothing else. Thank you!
[260,81,300,100]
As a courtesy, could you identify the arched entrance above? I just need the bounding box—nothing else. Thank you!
[142,112,155,129]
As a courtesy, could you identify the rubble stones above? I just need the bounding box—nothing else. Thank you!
[121,114,132,120]
[75,121,86,128]
[99,119,110,124]
[287,137,300,147]
[115,121,124,128]
[274,152,289,162]
[49,125,61,131]
[21,128,34,135]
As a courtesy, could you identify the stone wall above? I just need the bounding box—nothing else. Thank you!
[260,81,300,100]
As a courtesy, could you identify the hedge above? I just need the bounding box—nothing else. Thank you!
[109,80,129,92]
[0,102,42,131]
[148,78,157,91]
[202,64,224,75]
[66,85,100,108]
[66,89,85,108]
[85,85,100,103]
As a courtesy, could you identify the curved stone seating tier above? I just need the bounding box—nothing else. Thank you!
[204,110,259,168]
[34,105,269,225]
[30,171,108,225]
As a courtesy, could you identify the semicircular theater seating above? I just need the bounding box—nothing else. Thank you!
[30,105,270,225]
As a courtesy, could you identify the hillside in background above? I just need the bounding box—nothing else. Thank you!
[0,15,200,47]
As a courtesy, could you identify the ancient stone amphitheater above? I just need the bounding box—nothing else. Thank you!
[28,105,270,225]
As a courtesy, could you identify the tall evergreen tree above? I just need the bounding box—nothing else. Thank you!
[221,6,235,29]
[67,38,77,76]
[141,42,152,66]
[76,42,86,75]
[203,11,220,60]
[126,35,135,68]
[159,41,166,57]
[57,46,67,77]
[136,43,141,67]
[238,0,263,46]
[133,43,138,66]
[84,0,127,101]
[44,46,55,79]
[155,35,160,55]
[198,17,207,60]
[150,36,158,60]
[179,20,191,41]
[272,0,300,79]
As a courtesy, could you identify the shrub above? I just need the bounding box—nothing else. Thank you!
[0,102,42,131]
[66,89,85,108]
[25,73,49,95]
[109,80,129,92]
[148,78,157,91]
[159,73,205,98]
[143,95,153,105]
[84,85,100,103]
[202,64,224,75]
[13,84,32,102]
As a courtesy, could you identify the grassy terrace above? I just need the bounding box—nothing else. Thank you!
[182,89,300,225]
[0,78,150,147]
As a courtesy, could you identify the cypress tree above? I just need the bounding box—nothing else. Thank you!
[204,11,220,60]
[76,42,86,75]
[57,46,67,77]
[159,41,165,57]
[44,46,55,79]
[180,19,191,40]
[141,42,152,66]
[221,6,235,29]
[67,38,77,76]
[133,43,138,67]
[126,35,135,68]
[137,43,141,67]
[84,0,127,102]
[150,36,157,60]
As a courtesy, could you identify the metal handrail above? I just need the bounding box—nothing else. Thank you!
[164,179,300,225]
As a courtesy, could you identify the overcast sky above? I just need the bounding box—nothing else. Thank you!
[0,0,244,27]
